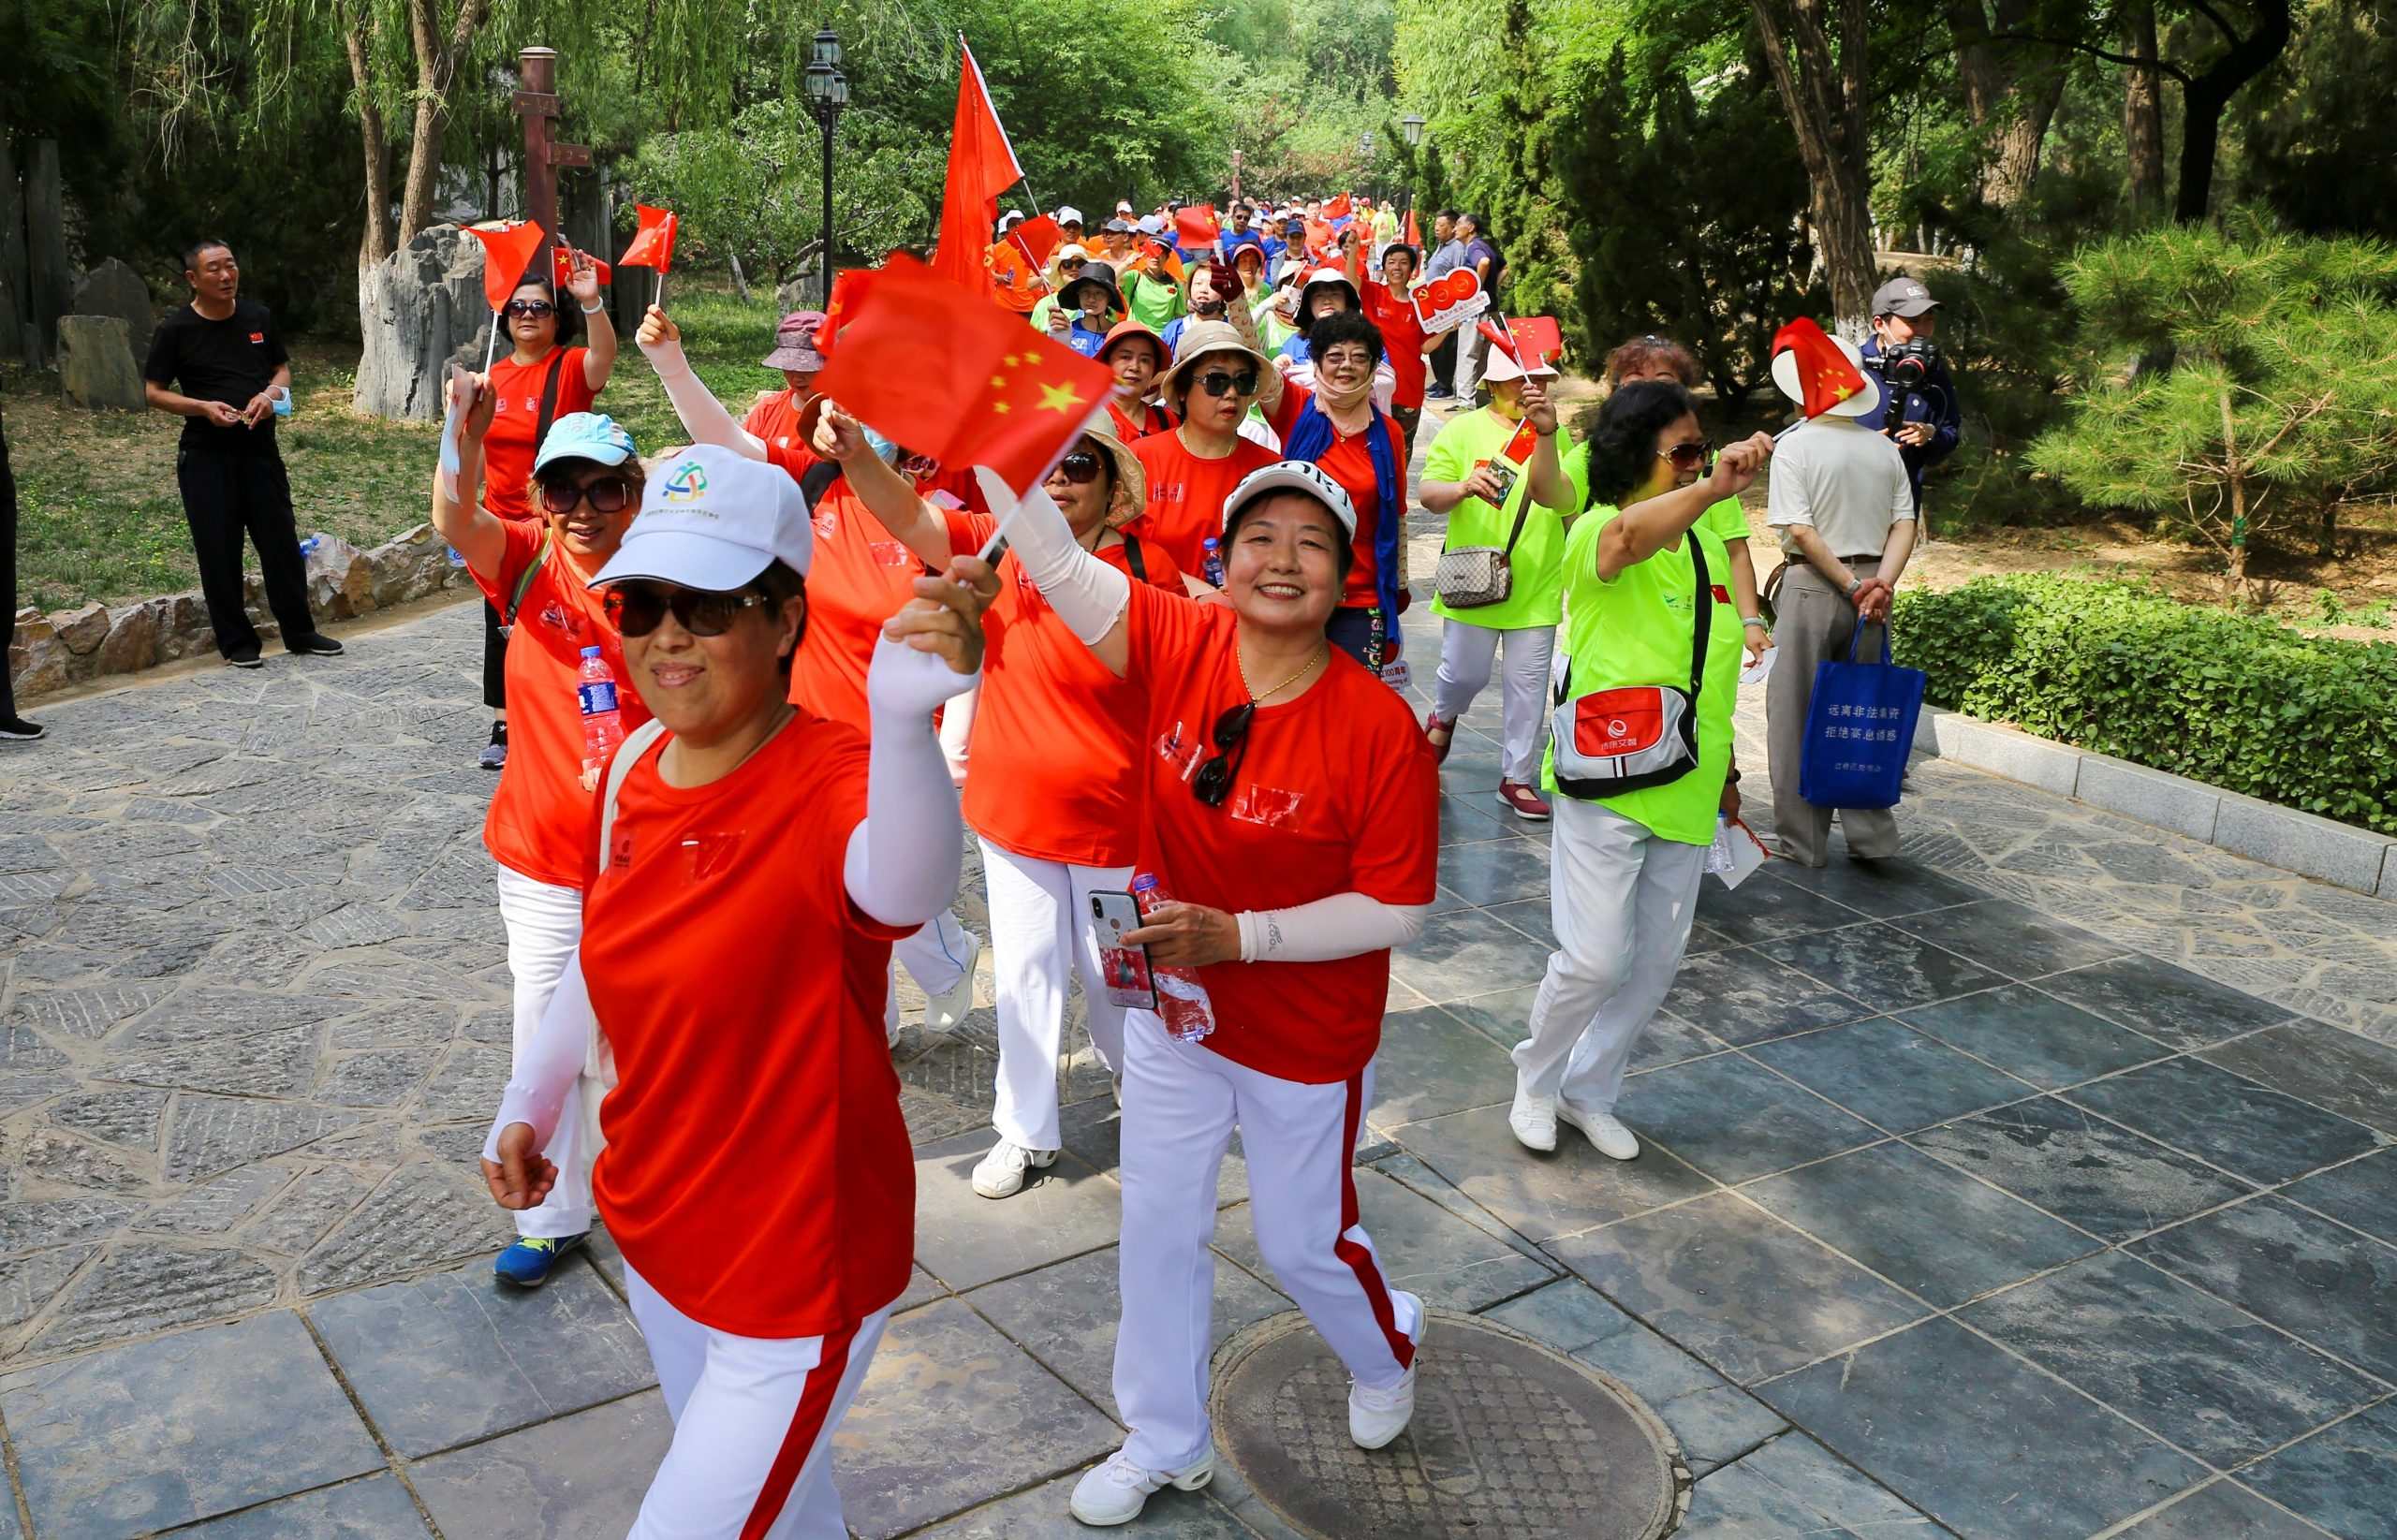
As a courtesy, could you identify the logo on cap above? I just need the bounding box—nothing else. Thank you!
[663,461,710,503]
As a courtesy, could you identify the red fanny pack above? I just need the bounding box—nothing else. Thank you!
[1550,530,1713,799]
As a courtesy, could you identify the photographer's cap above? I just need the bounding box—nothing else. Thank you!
[1871,276,1939,318]
[589,445,813,591]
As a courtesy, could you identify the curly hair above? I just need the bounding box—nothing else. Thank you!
[1603,334,1699,389]
[1305,309,1385,368]
[1586,381,1698,508]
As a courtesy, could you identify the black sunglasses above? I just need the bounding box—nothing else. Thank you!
[1195,370,1260,398]
[503,300,555,318]
[604,580,773,638]
[1659,440,1715,473]
[1049,449,1104,486]
[1190,703,1255,808]
[538,477,637,515]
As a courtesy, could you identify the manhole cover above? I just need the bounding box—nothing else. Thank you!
[1211,1310,1684,1539]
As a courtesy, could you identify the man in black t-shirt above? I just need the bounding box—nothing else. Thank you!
[142,238,339,667]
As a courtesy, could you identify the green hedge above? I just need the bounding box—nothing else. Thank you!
[1890,576,2397,835]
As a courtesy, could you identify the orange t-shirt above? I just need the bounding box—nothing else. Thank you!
[472,520,651,888]
[960,520,1184,867]
[743,388,818,465]
[1264,382,1404,610]
[579,715,915,1337]
[481,346,596,521]
[1129,430,1277,575]
[785,481,978,728]
[991,242,1046,315]
[1125,582,1438,1082]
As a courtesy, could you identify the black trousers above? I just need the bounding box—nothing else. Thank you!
[1427,330,1459,392]
[174,440,317,658]
[1,418,17,721]
[482,598,507,710]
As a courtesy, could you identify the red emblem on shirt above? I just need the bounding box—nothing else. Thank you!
[1712,584,1732,604]
[248,331,265,344]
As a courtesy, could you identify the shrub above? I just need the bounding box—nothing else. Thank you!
[1892,575,2397,833]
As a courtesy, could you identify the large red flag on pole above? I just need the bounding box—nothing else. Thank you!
[463,222,549,370]
[929,37,1024,296]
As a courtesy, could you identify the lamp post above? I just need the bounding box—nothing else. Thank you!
[1399,114,1425,227]
[803,27,848,307]
[1358,131,1375,200]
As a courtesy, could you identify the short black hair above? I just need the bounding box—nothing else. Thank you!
[1224,495,1357,580]
[749,558,809,677]
[182,238,232,272]
[1436,209,1463,223]
[1587,380,1698,508]
[1306,309,1384,368]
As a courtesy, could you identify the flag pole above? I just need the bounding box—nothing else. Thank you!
[483,310,500,373]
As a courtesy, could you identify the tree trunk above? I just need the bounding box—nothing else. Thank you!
[1751,0,1877,334]
[342,4,392,266]
[394,0,496,248]
[1944,2,2069,210]
[2174,1,2294,223]
[2219,385,2250,607]
[2121,0,2167,219]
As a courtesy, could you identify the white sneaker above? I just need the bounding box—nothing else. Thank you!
[970,1138,1057,1199]
[1349,1291,1427,1449]
[1558,1099,1640,1160]
[923,930,982,1034]
[1067,1445,1215,1526]
[1508,1087,1557,1152]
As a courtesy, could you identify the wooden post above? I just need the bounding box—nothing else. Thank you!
[513,47,592,267]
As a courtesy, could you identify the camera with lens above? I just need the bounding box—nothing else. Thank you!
[1879,337,1940,393]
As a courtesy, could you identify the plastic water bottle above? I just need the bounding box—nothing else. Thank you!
[298,535,321,560]
[446,546,468,567]
[577,646,625,782]
[1132,873,1217,1043]
[1201,537,1226,589]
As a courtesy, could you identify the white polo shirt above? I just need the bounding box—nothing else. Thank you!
[1765,417,1914,560]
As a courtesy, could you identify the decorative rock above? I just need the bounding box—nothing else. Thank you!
[366,521,463,605]
[355,223,495,421]
[23,139,68,365]
[53,601,108,655]
[69,257,156,359]
[301,531,377,619]
[11,632,68,697]
[96,599,160,673]
[57,315,145,411]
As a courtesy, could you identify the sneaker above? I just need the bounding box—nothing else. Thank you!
[1496,780,1551,821]
[1557,1099,1640,1160]
[478,722,508,770]
[1423,710,1456,766]
[493,1232,585,1287]
[0,717,43,741]
[923,930,982,1034]
[1069,1447,1216,1526]
[226,647,264,668]
[1508,1086,1557,1151]
[287,632,346,657]
[971,1138,1057,1199]
[1349,1292,1427,1449]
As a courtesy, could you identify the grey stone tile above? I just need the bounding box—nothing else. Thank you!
[2066,1057,2381,1186]
[1626,1008,1731,1076]
[2200,1019,2397,1137]
[1662,946,1875,1047]
[1056,1096,1250,1206]
[1693,869,1869,945]
[2237,1400,2397,1540]
[164,1094,363,1181]
[1548,1191,1927,1385]
[1370,1005,1519,1125]
[967,1245,1287,1420]
[299,1161,508,1295]
[1618,1051,1883,1183]
[0,1245,96,1331]
[1217,1166,1558,1313]
[1484,1280,1786,1476]
[172,1474,434,1537]
[2282,1150,2397,1248]
[309,1261,656,1458]
[1894,984,2171,1091]
[1437,792,1517,847]
[0,1312,380,1538]
[2132,1196,2397,1382]
[1437,836,1551,905]
[1887,897,2127,978]
[1765,858,1986,919]
[894,1264,948,1314]
[2033,954,2292,1051]
[2116,1480,2330,1540]
[908,1472,1252,1538]
[1679,1431,1938,1539]
[912,1129,1122,1290]
[0,1195,138,1254]
[31,1242,281,1355]
[408,1389,671,1540]
[836,1298,1122,1539]
[1483,896,1557,949]
[1750,1017,2039,1134]
[1390,1102,1716,1244]
[1390,908,1554,1004]
[1965,1250,2384,1468]
[1435,983,1538,1049]
[1751,923,2012,1013]
[1908,1096,2256,1242]
[1747,1142,2099,1308]
[1759,1318,2206,1540]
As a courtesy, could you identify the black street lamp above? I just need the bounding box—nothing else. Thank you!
[804,27,849,307]
[1399,114,1426,227]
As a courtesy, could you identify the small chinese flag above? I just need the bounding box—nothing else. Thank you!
[812,255,1114,494]
[1500,418,1539,465]
[1771,316,1869,418]
[1404,209,1421,247]
[1507,316,1564,370]
[1325,192,1352,219]
[552,247,612,289]
[1174,205,1220,247]
[1140,240,1186,283]
[1006,214,1064,271]
[464,222,548,313]
[619,205,679,273]
[1477,317,1520,362]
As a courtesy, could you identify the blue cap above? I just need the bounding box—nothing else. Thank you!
[534,412,638,474]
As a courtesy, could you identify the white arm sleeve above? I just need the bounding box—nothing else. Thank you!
[483,952,594,1161]
[640,335,769,462]
[974,467,1129,647]
[843,638,977,928]
[1236,893,1433,963]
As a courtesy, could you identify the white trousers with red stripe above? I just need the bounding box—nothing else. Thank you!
[623,1267,889,1540]
[1113,1009,1419,1472]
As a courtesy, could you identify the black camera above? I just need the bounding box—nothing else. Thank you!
[1880,338,1940,393]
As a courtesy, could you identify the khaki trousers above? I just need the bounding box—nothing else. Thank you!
[1766,557,1901,865]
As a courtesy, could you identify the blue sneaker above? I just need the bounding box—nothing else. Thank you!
[493,1233,585,1287]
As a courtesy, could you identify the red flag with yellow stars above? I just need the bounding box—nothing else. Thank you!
[812,255,1112,493]
[1771,317,1870,418]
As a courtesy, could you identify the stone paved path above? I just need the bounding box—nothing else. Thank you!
[0,593,2392,1539]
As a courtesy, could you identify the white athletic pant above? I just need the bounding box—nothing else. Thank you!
[980,839,1130,1151]
[888,907,976,1019]
[1432,621,1556,784]
[493,865,596,1239]
[1513,797,1708,1110]
[1114,1010,1420,1472]
[625,1266,890,1540]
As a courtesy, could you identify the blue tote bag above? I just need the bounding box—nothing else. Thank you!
[1799,623,1926,810]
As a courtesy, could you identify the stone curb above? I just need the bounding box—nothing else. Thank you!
[1912,706,2397,899]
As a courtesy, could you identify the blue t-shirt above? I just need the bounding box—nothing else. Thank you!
[1066,323,1108,359]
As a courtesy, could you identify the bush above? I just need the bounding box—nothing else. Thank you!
[1892,575,2397,833]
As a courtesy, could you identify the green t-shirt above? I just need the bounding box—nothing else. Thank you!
[1543,501,1743,844]
[1424,408,1572,629]
[1555,441,1752,550]
[1121,270,1186,332]
[1252,293,1296,354]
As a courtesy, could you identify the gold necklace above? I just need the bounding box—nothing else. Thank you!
[1239,643,1329,705]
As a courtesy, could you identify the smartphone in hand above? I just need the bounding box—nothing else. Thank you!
[1091,890,1159,1011]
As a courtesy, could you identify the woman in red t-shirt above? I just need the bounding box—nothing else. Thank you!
[1096,319,1175,440]
[484,445,990,1537]
[978,458,1440,1528]
[474,252,619,770]
[1129,318,1283,574]
[432,378,646,1290]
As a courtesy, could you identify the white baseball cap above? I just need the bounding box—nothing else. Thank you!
[1223,460,1358,536]
[1054,205,1083,226]
[589,445,814,591]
